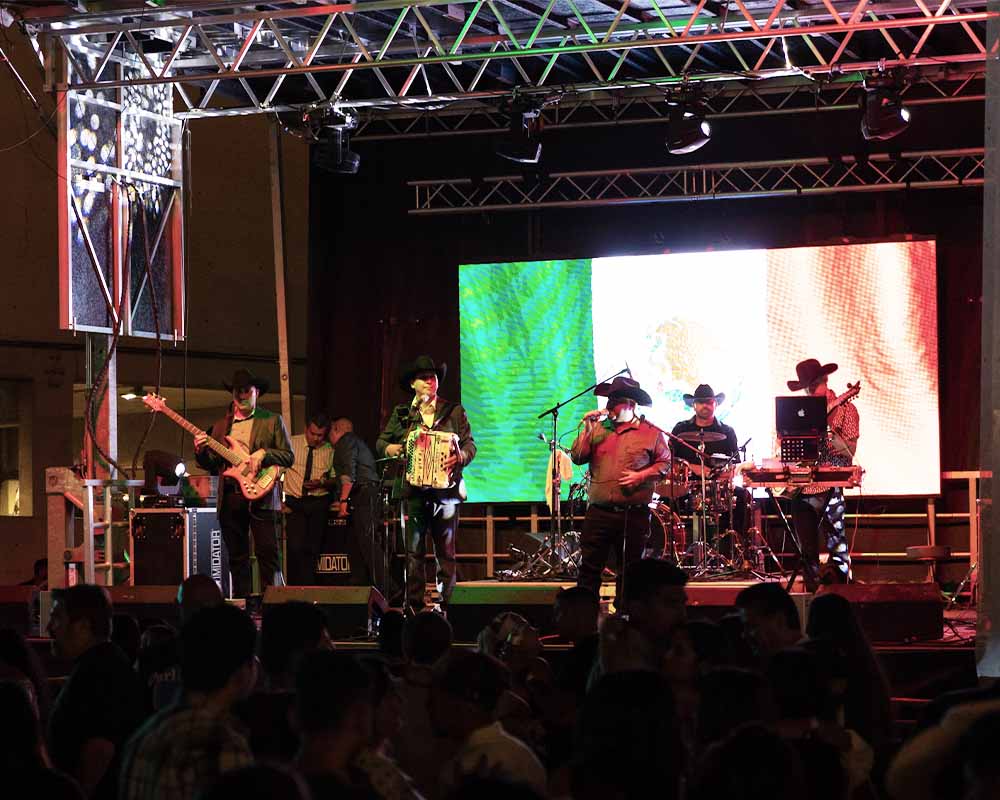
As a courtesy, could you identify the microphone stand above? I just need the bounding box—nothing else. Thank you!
[534,367,631,578]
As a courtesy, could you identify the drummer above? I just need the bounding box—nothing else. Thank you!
[670,384,739,471]
[671,384,748,537]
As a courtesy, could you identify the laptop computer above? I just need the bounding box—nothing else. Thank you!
[775,395,828,436]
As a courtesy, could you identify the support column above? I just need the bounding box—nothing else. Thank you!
[977,0,1000,677]
[269,120,293,433]
[84,333,118,480]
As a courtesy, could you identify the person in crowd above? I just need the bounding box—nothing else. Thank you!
[119,604,257,800]
[429,650,547,797]
[0,681,85,799]
[111,614,141,666]
[47,584,145,800]
[284,412,335,586]
[195,765,311,800]
[624,550,689,641]
[690,723,806,800]
[0,627,51,725]
[236,601,333,762]
[177,575,224,626]
[549,587,600,701]
[353,658,424,800]
[571,671,683,800]
[393,611,455,796]
[329,416,391,592]
[19,557,48,589]
[293,650,379,797]
[887,695,1000,800]
[377,356,476,613]
[378,609,407,668]
[570,376,670,603]
[734,582,802,663]
[806,591,893,758]
[135,624,180,713]
[767,646,874,793]
[696,667,774,755]
[194,369,293,599]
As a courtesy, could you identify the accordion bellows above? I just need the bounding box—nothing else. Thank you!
[405,428,460,489]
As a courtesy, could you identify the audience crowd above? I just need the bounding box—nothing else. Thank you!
[0,562,995,800]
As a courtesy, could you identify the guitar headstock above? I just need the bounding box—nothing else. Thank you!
[142,393,169,413]
[844,381,861,400]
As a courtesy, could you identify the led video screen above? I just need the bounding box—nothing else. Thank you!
[459,241,939,502]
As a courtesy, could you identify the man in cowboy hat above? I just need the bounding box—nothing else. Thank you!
[670,384,739,468]
[194,369,293,599]
[570,376,671,602]
[376,355,476,612]
[786,358,860,589]
[670,383,747,539]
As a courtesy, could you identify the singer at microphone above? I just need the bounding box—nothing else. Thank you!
[568,375,670,603]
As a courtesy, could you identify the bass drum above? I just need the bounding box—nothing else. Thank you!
[644,502,688,566]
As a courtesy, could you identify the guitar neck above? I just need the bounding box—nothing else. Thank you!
[158,406,242,466]
[829,386,859,414]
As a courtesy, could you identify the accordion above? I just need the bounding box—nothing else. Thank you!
[405,428,460,490]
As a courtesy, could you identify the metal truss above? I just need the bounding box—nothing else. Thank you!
[18,0,997,119]
[407,146,984,213]
[356,68,984,138]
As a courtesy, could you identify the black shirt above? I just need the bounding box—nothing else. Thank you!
[48,641,145,800]
[670,416,739,464]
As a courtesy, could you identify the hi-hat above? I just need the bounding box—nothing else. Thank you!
[677,431,728,443]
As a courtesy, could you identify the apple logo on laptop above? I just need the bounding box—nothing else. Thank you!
[797,408,806,418]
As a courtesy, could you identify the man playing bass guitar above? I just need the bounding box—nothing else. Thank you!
[195,369,293,599]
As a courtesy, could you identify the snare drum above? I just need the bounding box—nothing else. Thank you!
[654,461,691,501]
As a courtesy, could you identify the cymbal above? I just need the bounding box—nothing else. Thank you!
[677,431,728,443]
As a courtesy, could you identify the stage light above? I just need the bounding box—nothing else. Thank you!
[121,384,144,401]
[666,103,712,155]
[860,86,911,141]
[312,128,361,175]
[496,107,542,165]
[174,461,187,478]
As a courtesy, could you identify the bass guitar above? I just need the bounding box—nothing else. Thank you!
[142,394,284,501]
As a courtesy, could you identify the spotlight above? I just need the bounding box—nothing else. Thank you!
[174,461,187,478]
[121,384,144,401]
[860,86,911,141]
[496,107,542,165]
[313,128,361,175]
[666,103,712,155]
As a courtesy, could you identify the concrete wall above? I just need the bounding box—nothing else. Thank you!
[0,26,310,584]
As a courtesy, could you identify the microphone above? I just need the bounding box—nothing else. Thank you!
[583,409,609,422]
[624,361,632,377]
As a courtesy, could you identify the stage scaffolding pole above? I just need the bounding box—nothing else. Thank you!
[978,0,1000,678]
[269,119,293,434]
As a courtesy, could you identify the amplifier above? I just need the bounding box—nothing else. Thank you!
[129,508,231,597]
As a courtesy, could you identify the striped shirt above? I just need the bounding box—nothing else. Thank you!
[284,434,334,498]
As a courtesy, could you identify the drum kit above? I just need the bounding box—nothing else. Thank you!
[500,427,781,581]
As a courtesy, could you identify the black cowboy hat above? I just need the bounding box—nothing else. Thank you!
[683,384,725,406]
[595,376,653,407]
[400,355,447,392]
[787,358,838,391]
[223,368,269,394]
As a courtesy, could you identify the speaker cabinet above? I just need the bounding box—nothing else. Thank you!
[448,582,571,641]
[130,508,231,597]
[817,582,944,642]
[263,586,384,638]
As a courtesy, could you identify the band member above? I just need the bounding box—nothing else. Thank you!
[328,417,393,595]
[283,412,335,585]
[671,384,747,534]
[787,359,860,590]
[195,369,293,599]
[570,376,670,602]
[376,356,476,612]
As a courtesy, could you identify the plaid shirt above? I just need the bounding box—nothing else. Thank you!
[119,702,253,800]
